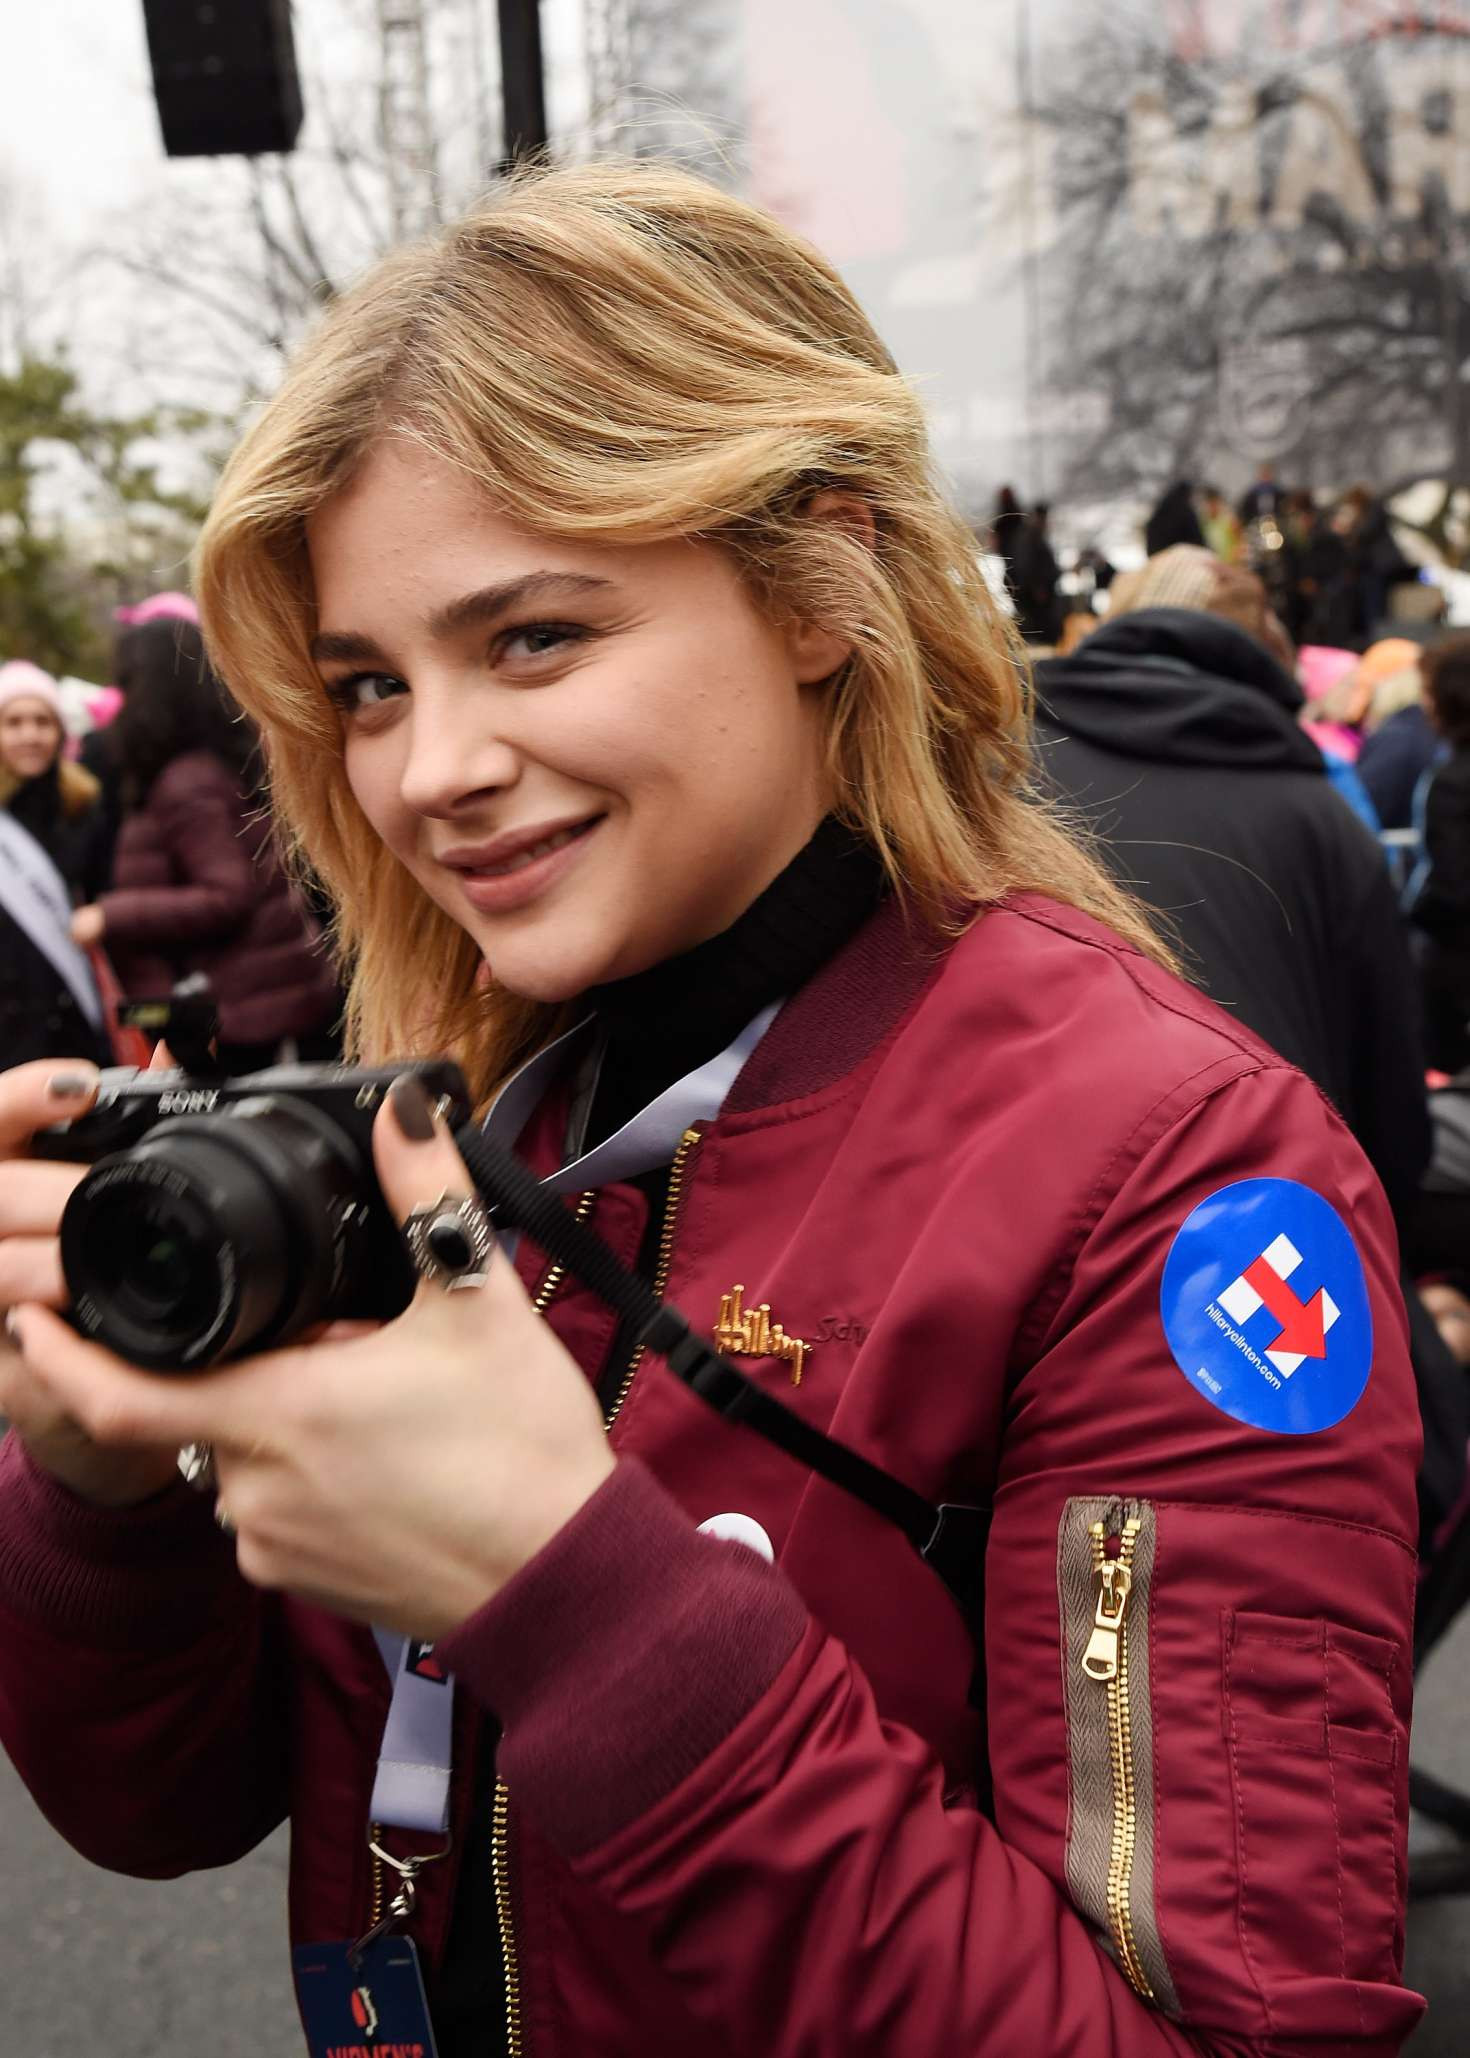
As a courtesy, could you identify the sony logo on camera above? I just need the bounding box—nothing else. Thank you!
[157,1088,221,1115]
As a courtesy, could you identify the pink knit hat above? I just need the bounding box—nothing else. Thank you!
[0,661,63,720]
[114,591,199,627]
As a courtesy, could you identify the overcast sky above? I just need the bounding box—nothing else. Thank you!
[0,1,588,249]
[2,3,158,226]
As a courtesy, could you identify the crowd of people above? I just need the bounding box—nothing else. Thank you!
[990,461,1470,1101]
[991,467,1430,656]
[0,159,1463,2056]
[0,593,338,1077]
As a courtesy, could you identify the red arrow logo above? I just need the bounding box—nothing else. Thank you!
[1243,1256,1329,1358]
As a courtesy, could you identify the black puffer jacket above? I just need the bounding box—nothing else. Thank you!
[1035,607,1429,1221]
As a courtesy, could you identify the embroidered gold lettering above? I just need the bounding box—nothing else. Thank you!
[716,1284,810,1386]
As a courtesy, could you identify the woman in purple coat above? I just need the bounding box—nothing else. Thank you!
[69,617,338,1069]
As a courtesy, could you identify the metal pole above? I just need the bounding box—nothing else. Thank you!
[1016,0,1047,499]
[498,0,549,169]
[471,0,500,185]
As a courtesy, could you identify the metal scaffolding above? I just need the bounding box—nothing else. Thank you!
[377,0,441,239]
[581,0,635,152]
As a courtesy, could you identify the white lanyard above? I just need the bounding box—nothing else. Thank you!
[368,1000,781,1834]
[0,811,103,1032]
[486,1000,778,1191]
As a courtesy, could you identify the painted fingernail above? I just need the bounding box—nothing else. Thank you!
[389,1074,437,1142]
[4,1310,22,1346]
[48,1069,97,1100]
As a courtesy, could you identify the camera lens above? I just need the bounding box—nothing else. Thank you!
[81,1189,223,1336]
[61,1099,363,1372]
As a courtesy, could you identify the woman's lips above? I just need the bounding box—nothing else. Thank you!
[445,816,603,915]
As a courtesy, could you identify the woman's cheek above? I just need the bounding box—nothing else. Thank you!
[343,731,407,849]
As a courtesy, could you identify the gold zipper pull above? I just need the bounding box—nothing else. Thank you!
[1082,1555,1134,1680]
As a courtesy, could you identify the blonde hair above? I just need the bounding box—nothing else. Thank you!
[197,160,1166,1100]
[0,753,98,819]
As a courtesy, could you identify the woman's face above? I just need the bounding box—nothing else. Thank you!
[0,699,62,782]
[307,441,844,1001]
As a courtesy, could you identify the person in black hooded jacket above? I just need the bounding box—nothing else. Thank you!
[1035,547,1427,1218]
[1035,548,1464,1544]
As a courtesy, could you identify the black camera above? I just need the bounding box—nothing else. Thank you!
[33,1059,473,1372]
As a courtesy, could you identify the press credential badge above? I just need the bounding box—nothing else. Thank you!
[292,1936,439,2058]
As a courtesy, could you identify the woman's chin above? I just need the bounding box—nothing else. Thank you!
[479,943,616,1008]
[470,907,683,1006]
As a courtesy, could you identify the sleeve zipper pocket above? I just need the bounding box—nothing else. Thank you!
[1057,1496,1179,2015]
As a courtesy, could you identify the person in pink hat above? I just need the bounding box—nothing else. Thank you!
[81,594,205,885]
[0,662,103,897]
[68,613,339,1071]
[112,590,200,629]
[0,659,107,1067]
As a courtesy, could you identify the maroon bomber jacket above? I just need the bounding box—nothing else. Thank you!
[0,894,1425,2054]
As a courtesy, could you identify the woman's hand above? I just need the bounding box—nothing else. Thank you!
[0,1059,183,1507]
[6,1078,617,1638]
[70,906,105,948]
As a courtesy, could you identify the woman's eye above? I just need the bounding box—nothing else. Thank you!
[499,622,586,662]
[326,672,406,715]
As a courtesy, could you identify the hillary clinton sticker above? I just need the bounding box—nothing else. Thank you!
[1160,1178,1372,1435]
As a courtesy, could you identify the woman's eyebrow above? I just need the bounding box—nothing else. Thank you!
[309,573,616,667]
[427,571,615,639]
[309,628,387,665]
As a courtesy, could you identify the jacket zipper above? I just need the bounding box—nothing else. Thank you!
[488,1189,598,2058]
[604,1127,703,1428]
[1083,1514,1154,2002]
[491,1779,522,2057]
[530,1190,599,1316]
[493,1144,699,2056]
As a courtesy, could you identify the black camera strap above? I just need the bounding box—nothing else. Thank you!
[453,1121,987,1623]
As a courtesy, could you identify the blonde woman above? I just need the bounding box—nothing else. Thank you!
[0,166,1423,2056]
[0,662,103,899]
[0,661,107,1067]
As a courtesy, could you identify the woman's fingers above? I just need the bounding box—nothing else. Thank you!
[0,1318,190,1509]
[0,1061,100,1158]
[0,1237,66,1310]
[373,1075,497,1309]
[5,1304,252,1454]
[0,1160,90,1237]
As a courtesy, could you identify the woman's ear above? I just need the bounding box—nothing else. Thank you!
[802,486,877,551]
[787,488,877,685]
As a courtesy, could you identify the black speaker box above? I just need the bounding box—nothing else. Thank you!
[142,0,304,158]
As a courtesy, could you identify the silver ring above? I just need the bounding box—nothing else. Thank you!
[179,1442,217,1492]
[401,1191,495,1292]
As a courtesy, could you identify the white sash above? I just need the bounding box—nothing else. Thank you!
[0,811,103,1032]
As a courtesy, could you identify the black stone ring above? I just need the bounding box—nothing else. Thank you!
[400,1191,496,1293]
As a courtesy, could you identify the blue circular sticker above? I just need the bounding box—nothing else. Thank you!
[1160,1177,1372,1435]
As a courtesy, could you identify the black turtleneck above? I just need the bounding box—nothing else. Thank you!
[429,815,887,2058]
[584,814,888,1149]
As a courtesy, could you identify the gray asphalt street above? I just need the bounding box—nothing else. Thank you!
[1,1613,1467,2055]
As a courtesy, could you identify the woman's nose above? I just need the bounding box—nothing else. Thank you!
[398,700,521,820]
